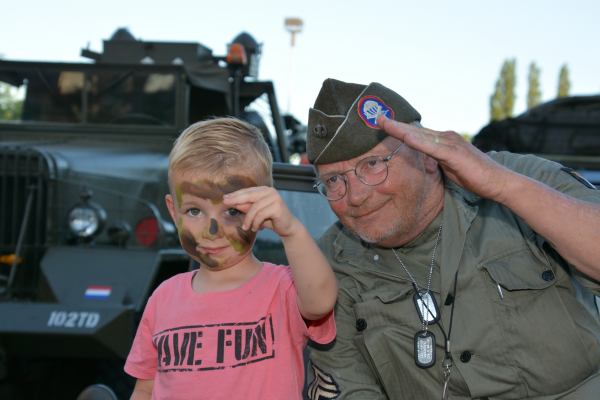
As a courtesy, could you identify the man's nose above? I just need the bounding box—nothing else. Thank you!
[345,173,370,207]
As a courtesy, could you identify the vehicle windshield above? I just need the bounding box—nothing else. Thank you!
[0,67,177,126]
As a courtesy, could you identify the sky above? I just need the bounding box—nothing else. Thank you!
[1,0,599,135]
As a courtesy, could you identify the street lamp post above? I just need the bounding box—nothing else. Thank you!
[285,18,303,115]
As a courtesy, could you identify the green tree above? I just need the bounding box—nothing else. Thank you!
[490,79,504,121]
[0,82,24,120]
[527,62,542,109]
[490,59,516,121]
[557,64,571,98]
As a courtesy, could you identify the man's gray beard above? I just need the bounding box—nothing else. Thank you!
[355,225,396,244]
[352,206,420,244]
[351,180,429,245]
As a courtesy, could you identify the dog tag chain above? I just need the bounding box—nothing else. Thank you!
[392,219,443,369]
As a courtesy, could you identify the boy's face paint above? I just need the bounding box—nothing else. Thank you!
[176,175,256,207]
[171,172,258,270]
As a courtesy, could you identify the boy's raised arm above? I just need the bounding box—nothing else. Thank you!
[223,187,338,320]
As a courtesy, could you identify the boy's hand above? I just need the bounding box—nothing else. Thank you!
[223,187,298,238]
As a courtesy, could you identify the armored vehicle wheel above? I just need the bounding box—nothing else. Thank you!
[94,359,136,400]
[76,384,117,400]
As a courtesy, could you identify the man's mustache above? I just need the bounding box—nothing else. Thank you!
[345,198,390,218]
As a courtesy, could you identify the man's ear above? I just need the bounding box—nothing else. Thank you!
[165,194,177,224]
[423,154,439,175]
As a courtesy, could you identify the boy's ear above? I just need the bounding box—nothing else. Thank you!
[165,194,177,224]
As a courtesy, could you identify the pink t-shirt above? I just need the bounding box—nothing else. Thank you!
[125,262,336,400]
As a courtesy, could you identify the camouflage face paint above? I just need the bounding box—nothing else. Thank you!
[180,228,219,268]
[176,175,256,207]
[228,225,255,254]
[174,174,258,269]
[209,219,218,236]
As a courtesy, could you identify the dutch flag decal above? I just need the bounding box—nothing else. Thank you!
[85,286,112,299]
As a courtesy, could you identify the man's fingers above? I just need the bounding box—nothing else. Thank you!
[376,115,442,146]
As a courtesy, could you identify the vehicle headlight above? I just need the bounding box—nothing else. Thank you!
[68,203,107,237]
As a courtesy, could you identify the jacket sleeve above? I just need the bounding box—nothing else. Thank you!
[490,151,600,296]
[305,282,388,400]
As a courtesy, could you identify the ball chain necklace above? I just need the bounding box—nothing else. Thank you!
[391,219,459,399]
[392,219,443,368]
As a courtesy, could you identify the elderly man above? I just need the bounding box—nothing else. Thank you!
[304,79,600,400]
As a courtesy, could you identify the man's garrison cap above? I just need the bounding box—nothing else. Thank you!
[306,79,421,165]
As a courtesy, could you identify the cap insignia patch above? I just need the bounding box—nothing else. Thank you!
[358,96,394,129]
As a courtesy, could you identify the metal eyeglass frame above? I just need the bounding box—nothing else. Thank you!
[313,142,406,201]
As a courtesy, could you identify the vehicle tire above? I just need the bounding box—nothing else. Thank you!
[94,359,136,400]
[76,384,118,400]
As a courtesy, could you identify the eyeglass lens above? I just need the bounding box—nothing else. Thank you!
[316,156,389,200]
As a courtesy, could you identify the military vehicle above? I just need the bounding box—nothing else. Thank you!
[0,28,335,399]
[472,95,600,186]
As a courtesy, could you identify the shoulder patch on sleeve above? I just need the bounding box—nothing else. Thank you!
[561,167,598,190]
[307,363,341,400]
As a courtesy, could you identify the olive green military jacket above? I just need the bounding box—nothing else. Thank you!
[306,152,600,400]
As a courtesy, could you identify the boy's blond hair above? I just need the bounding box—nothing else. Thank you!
[168,117,273,190]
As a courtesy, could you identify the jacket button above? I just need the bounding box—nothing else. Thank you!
[444,294,454,306]
[460,351,471,363]
[356,318,367,332]
[542,270,555,281]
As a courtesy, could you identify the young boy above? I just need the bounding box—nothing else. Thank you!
[125,117,338,399]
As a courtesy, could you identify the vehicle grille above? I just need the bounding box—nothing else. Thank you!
[0,146,54,298]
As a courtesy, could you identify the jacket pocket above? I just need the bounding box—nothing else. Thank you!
[476,245,554,294]
[351,286,441,397]
[475,246,598,396]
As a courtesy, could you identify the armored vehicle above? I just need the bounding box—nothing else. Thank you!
[0,29,336,399]
[472,95,600,186]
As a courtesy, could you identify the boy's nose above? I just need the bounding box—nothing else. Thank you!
[205,218,224,239]
[209,219,218,235]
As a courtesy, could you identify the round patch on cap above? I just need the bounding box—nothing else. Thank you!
[358,96,395,129]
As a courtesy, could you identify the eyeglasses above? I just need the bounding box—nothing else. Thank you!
[314,143,406,201]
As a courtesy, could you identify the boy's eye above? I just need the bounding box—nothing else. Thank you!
[188,209,202,217]
[226,208,240,217]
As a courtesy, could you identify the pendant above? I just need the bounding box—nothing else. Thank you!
[414,330,436,369]
[413,290,440,324]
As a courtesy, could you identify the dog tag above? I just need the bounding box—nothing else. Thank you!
[414,330,436,368]
[413,290,440,324]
